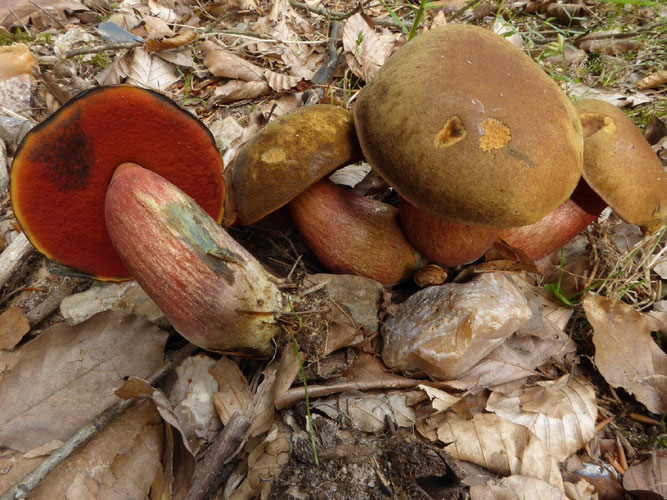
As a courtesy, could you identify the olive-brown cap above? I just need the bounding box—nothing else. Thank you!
[10,86,225,280]
[353,24,583,228]
[233,104,362,225]
[574,99,667,232]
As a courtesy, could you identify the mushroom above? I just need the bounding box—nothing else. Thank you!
[498,179,607,261]
[232,104,423,285]
[11,86,226,280]
[574,99,667,233]
[11,86,284,351]
[288,179,424,285]
[353,24,583,229]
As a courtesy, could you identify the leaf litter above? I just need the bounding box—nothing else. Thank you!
[0,0,666,498]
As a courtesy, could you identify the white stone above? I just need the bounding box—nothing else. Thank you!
[382,273,532,380]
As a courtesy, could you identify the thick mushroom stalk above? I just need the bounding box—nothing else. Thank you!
[105,163,284,352]
[288,179,424,286]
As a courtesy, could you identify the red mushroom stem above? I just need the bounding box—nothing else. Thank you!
[288,179,424,286]
[105,163,284,352]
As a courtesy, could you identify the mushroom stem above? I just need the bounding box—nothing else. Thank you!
[498,180,607,261]
[288,179,423,286]
[104,163,284,352]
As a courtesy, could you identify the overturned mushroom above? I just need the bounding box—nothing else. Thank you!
[11,86,284,351]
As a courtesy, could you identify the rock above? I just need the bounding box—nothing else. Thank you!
[382,273,532,380]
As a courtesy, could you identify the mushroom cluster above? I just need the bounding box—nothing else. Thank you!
[9,25,666,356]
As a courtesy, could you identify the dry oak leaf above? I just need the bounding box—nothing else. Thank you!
[0,311,167,452]
[29,401,163,500]
[0,305,30,350]
[583,293,667,414]
[486,375,597,462]
[622,451,667,497]
[637,70,667,90]
[201,41,265,81]
[436,412,563,490]
[342,13,395,82]
[146,30,196,53]
[470,475,567,500]
[210,356,252,426]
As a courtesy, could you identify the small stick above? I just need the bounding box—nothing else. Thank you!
[0,343,198,500]
[628,412,661,426]
[65,41,142,58]
[184,412,251,500]
[0,233,35,290]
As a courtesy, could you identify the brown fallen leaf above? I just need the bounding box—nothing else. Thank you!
[210,356,252,425]
[435,412,563,490]
[0,311,167,452]
[0,44,37,82]
[201,41,265,81]
[578,38,639,55]
[622,451,667,497]
[637,69,667,89]
[0,305,30,350]
[486,375,597,462]
[30,401,163,499]
[213,80,271,103]
[583,293,667,414]
[342,13,395,82]
[470,475,567,499]
[145,30,196,53]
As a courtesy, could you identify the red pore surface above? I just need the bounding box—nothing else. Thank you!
[11,86,225,280]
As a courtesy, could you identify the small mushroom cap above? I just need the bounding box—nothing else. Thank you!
[11,86,225,280]
[575,99,667,232]
[233,105,363,225]
[354,24,583,228]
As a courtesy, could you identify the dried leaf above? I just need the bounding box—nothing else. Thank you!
[568,85,652,107]
[146,30,196,53]
[168,354,221,442]
[470,475,567,499]
[578,39,639,55]
[228,421,291,500]
[637,69,667,90]
[126,47,180,91]
[312,390,415,432]
[583,293,667,414]
[0,45,36,82]
[0,305,30,350]
[329,163,372,188]
[0,311,167,452]
[436,413,563,490]
[30,401,163,499]
[201,41,264,81]
[622,452,667,497]
[263,69,301,92]
[418,385,461,413]
[213,80,271,103]
[486,376,597,462]
[210,357,252,425]
[342,13,394,81]
[147,0,180,23]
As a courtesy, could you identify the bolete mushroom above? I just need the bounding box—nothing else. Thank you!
[574,99,667,233]
[232,104,423,285]
[11,86,284,352]
[353,24,583,229]
[11,86,225,280]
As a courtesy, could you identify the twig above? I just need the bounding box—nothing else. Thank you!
[289,0,361,21]
[65,41,142,58]
[0,233,35,291]
[0,343,198,500]
[184,412,251,500]
[7,10,32,37]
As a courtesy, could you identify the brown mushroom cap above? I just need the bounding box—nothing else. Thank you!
[399,198,499,267]
[233,104,363,225]
[574,99,667,232]
[353,24,583,228]
[11,86,225,280]
[289,179,424,286]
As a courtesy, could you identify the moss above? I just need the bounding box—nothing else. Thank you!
[0,28,33,46]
